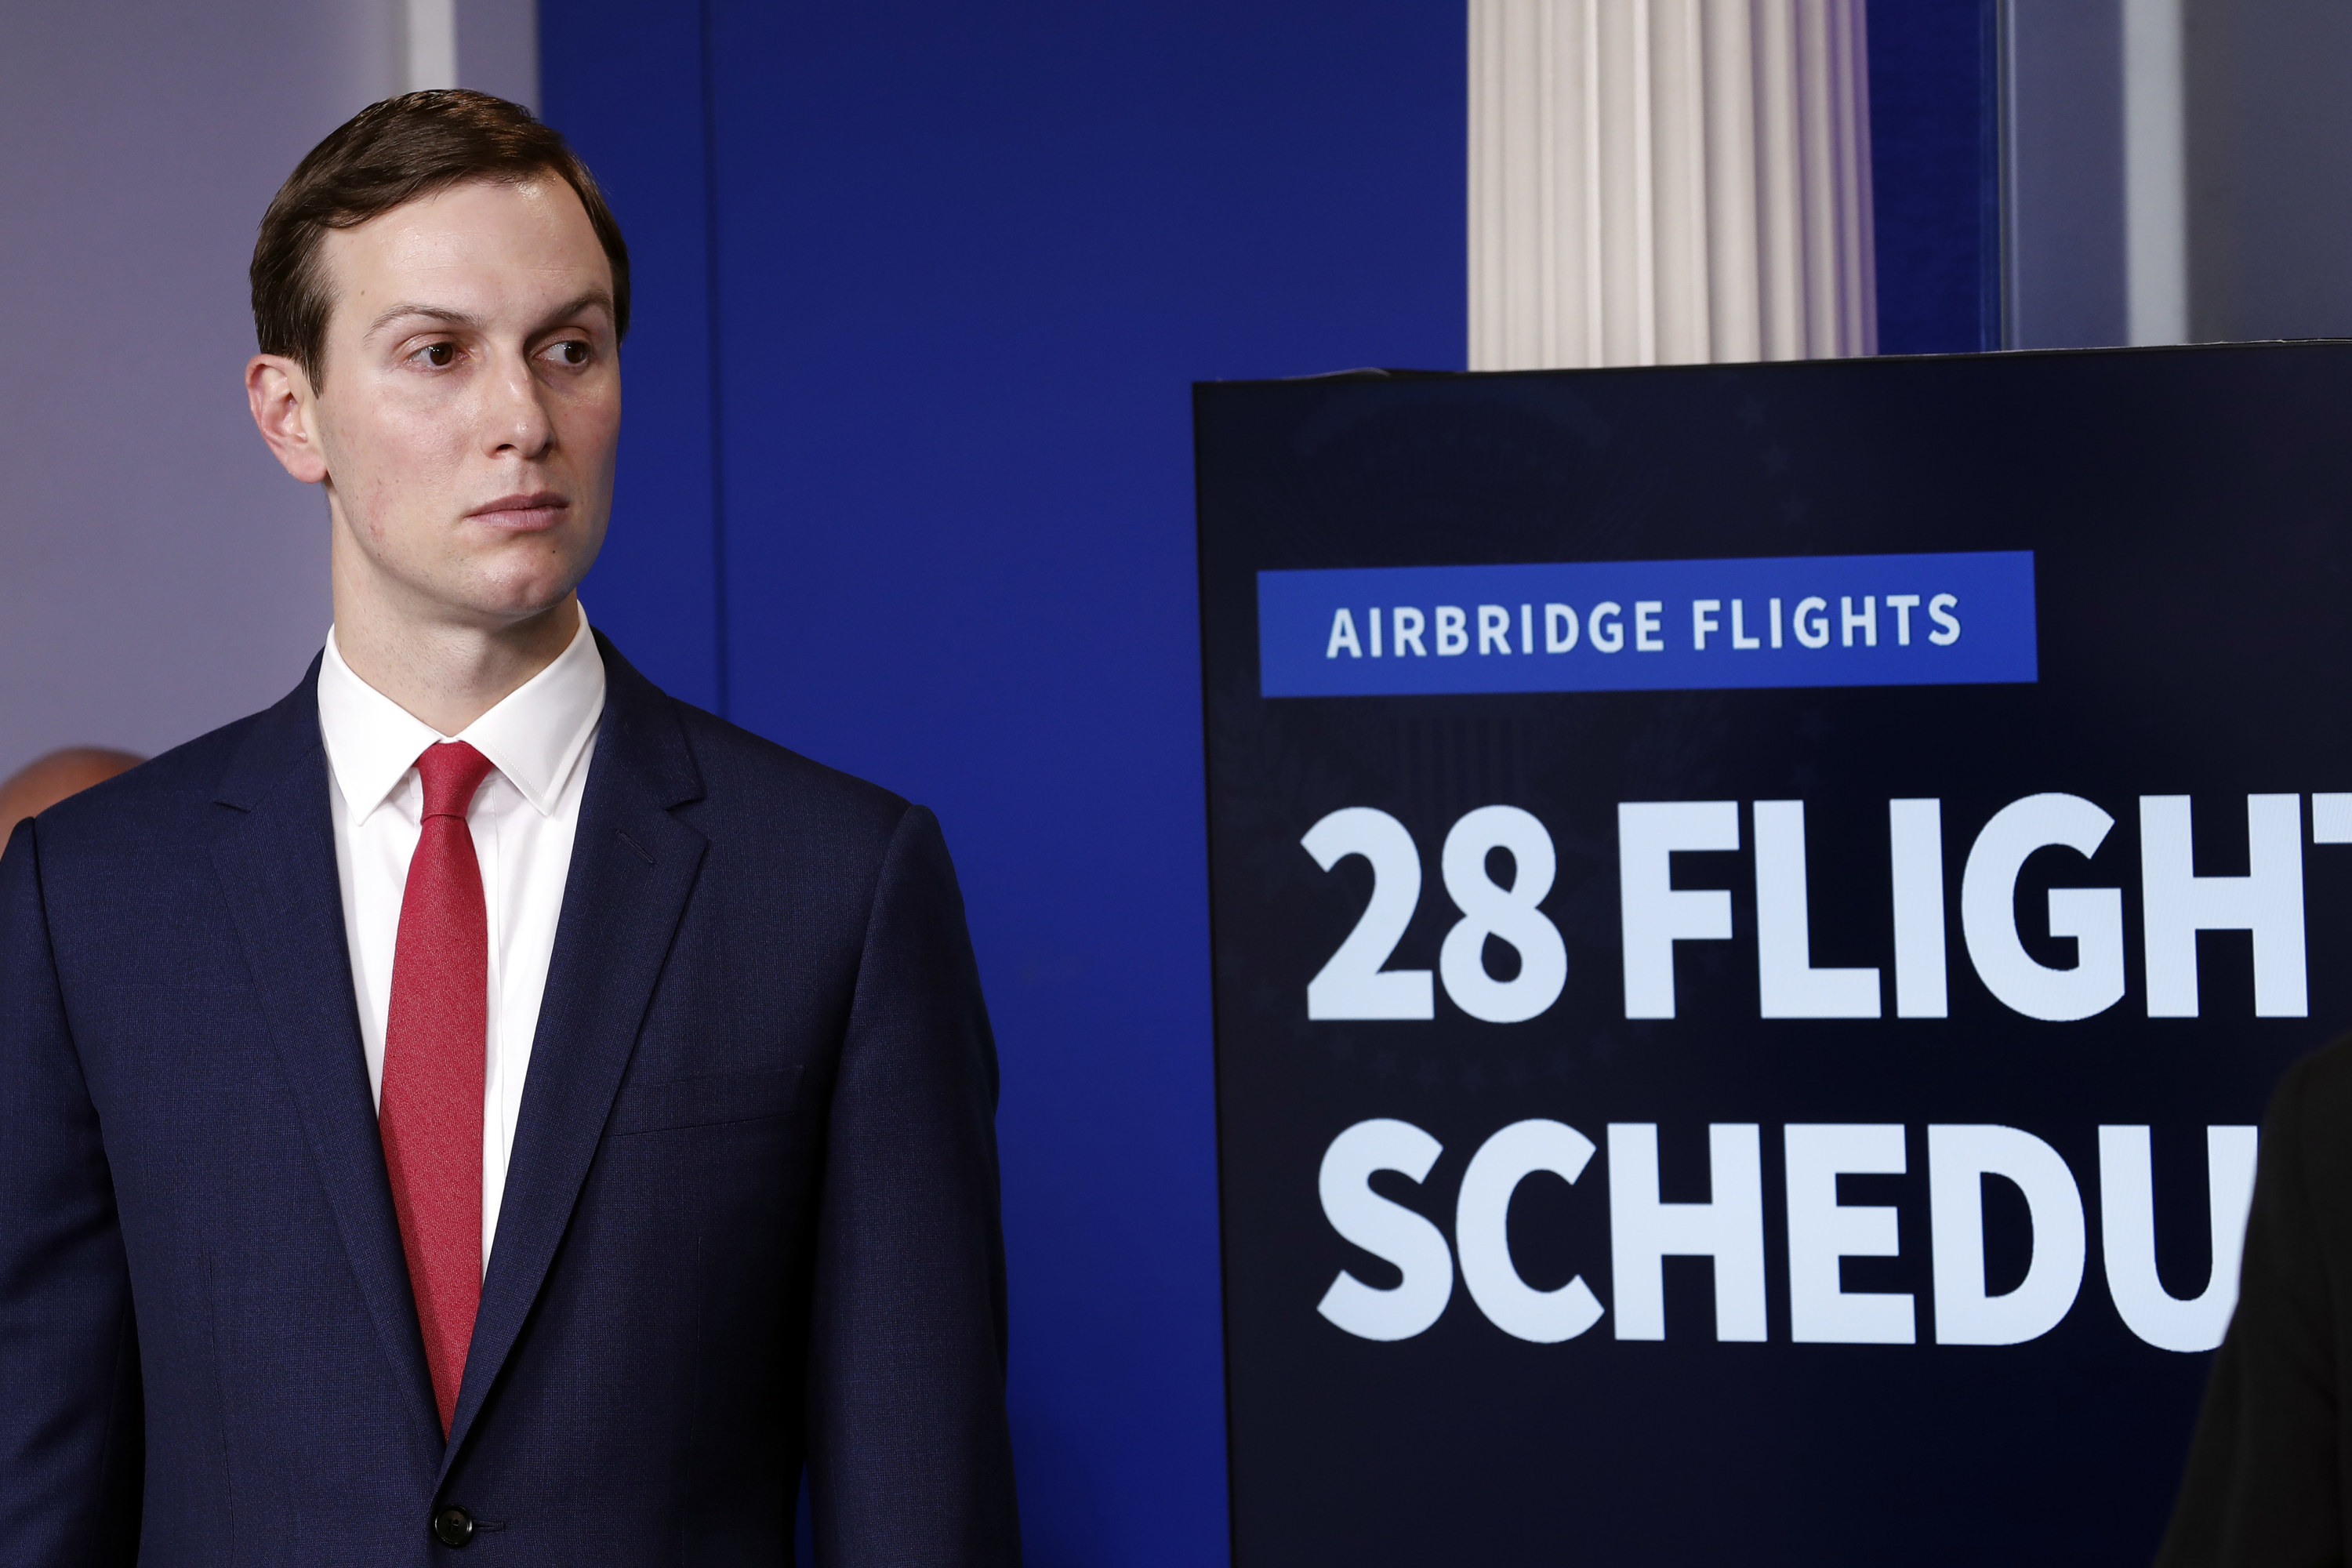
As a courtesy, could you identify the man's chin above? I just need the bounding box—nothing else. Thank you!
[470,539,599,619]
[345,537,595,636]
[425,577,587,635]
[457,553,594,620]
[489,589,586,630]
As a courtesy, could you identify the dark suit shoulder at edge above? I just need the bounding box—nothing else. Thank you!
[2277,1032,2352,1114]
[2258,1035,2352,1230]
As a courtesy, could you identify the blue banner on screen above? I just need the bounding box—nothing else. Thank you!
[1257,550,2037,696]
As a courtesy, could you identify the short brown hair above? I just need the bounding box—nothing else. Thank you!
[251,89,630,387]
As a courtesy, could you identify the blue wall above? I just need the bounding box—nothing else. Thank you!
[1867,0,2002,354]
[541,8,1998,1559]
[543,3,722,711]
[544,5,1465,1563]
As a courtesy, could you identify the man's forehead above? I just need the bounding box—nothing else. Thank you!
[321,177,609,327]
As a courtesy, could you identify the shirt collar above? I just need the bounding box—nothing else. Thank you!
[317,606,607,826]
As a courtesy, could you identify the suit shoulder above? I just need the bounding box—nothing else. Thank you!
[31,706,278,854]
[665,700,915,848]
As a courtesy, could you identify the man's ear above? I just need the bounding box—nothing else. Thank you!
[246,354,328,485]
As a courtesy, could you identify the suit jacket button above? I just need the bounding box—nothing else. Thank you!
[432,1507,474,1548]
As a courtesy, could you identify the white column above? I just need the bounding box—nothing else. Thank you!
[403,0,539,112]
[2122,0,2187,345]
[405,0,457,92]
[1469,0,1876,372]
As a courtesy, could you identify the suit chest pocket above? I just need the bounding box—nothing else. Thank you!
[606,1064,804,1136]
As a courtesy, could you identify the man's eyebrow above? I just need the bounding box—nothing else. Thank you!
[366,302,484,336]
[538,289,616,330]
[364,290,615,338]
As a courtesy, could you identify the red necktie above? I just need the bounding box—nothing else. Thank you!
[379,740,495,1436]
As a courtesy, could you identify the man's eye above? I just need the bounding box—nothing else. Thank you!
[416,342,457,368]
[548,340,590,368]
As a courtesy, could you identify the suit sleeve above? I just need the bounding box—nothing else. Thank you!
[2155,1050,2341,1568]
[0,820,143,1564]
[807,804,1020,1566]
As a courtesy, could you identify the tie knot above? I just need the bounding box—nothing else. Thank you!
[412,741,496,820]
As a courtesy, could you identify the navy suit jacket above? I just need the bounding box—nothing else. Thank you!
[0,637,1021,1565]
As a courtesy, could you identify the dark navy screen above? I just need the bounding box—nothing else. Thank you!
[1195,343,2352,1566]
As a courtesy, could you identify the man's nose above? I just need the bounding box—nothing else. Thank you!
[484,350,555,458]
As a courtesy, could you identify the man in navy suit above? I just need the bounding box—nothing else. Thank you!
[0,90,1019,1563]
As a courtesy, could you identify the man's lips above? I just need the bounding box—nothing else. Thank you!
[466,492,571,530]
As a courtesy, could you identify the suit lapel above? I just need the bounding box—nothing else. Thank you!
[208,665,442,1450]
[443,638,706,1469]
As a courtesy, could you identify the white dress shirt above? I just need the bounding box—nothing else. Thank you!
[317,609,606,1271]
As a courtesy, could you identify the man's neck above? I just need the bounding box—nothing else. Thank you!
[332,593,582,738]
